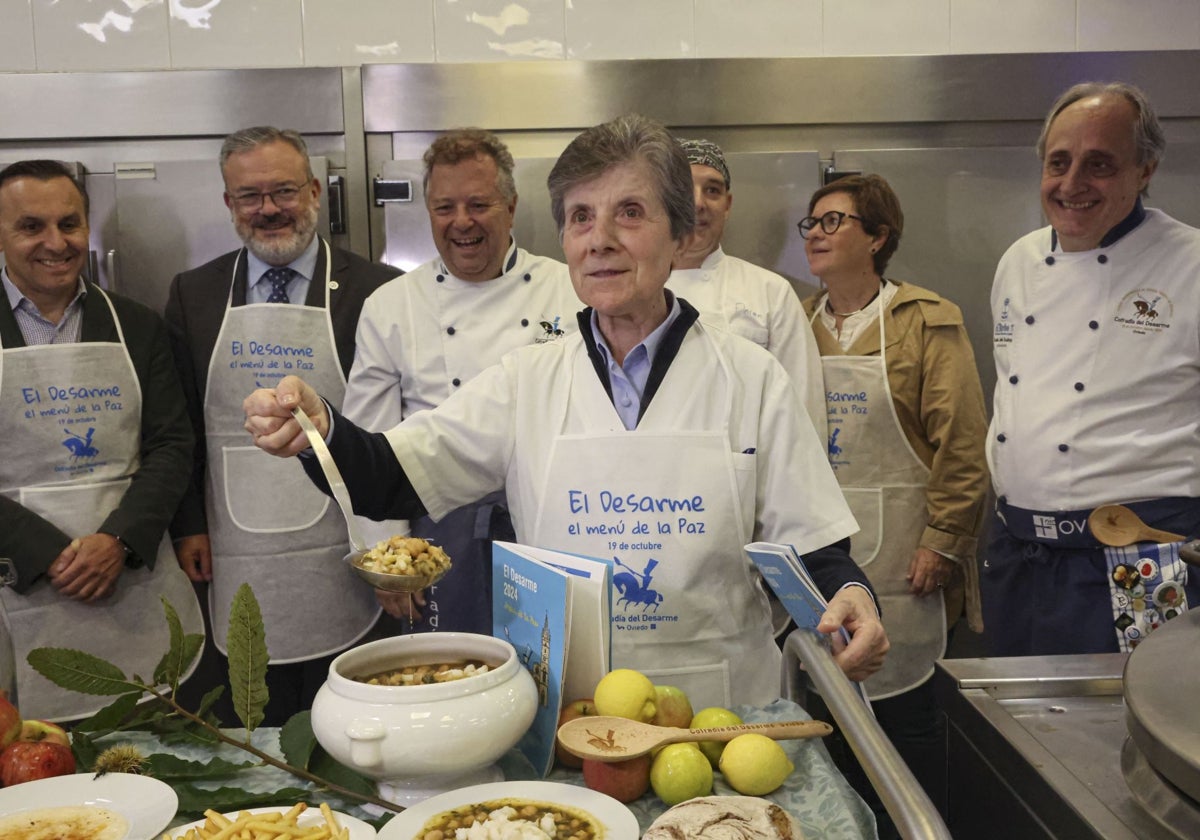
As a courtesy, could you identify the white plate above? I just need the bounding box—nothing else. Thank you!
[0,771,178,840]
[171,805,376,840]
[378,781,638,840]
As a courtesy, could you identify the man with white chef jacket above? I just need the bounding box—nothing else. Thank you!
[166,127,399,722]
[342,128,578,634]
[0,160,202,720]
[670,139,826,441]
[985,82,1200,656]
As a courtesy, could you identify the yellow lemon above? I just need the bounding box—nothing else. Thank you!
[594,669,657,722]
[718,733,795,795]
[689,706,743,766]
[650,743,714,806]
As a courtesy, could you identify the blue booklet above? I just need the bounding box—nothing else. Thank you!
[492,542,612,778]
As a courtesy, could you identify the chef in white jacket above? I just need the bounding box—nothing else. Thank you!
[986,81,1200,656]
[342,129,579,634]
[669,139,826,441]
[245,114,889,710]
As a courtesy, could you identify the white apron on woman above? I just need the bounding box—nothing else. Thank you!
[0,288,203,720]
[814,306,945,699]
[529,331,777,710]
[205,245,377,662]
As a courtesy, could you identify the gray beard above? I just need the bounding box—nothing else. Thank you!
[237,205,318,265]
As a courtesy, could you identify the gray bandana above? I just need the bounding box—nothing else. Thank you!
[680,138,730,188]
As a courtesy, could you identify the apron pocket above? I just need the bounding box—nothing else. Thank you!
[841,487,883,566]
[222,446,331,533]
[20,478,130,536]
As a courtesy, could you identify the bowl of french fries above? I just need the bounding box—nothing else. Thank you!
[164,802,372,840]
[347,536,452,593]
[310,633,538,806]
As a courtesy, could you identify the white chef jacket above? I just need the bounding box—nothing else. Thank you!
[988,208,1200,511]
[669,249,826,442]
[343,241,579,543]
[385,318,857,560]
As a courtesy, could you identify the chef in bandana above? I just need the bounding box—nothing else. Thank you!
[0,160,202,720]
[243,115,890,709]
[986,82,1200,656]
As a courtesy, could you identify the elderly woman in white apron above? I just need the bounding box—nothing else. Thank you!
[800,174,989,832]
[243,114,890,711]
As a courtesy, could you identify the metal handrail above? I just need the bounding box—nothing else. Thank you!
[783,629,953,840]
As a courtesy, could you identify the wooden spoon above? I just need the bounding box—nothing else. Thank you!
[555,715,833,763]
[1088,504,1184,547]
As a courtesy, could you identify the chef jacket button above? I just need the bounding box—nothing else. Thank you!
[1074,382,1085,392]
[1045,256,1055,266]
[1098,254,1108,264]
[1025,315,1035,325]
[436,274,445,283]
[452,378,461,387]
[1058,443,1069,452]
[524,273,532,282]
[1089,320,1099,330]
[521,318,529,327]
[1009,375,1018,385]
[997,433,1006,443]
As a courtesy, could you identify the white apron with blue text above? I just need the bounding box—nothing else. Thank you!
[816,305,944,699]
[204,245,377,662]
[0,288,202,720]
[530,330,777,709]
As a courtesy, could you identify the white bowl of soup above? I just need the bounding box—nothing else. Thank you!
[310,633,538,806]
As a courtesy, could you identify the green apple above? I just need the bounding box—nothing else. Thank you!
[689,706,743,766]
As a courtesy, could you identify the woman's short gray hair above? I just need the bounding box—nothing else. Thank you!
[1036,82,1165,171]
[548,114,695,241]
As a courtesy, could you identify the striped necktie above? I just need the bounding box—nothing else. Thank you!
[263,267,294,304]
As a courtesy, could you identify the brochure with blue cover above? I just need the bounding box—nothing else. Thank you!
[492,542,612,777]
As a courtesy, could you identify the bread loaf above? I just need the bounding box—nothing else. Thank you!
[642,795,804,839]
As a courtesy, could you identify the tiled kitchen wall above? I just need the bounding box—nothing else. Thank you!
[1,0,1197,73]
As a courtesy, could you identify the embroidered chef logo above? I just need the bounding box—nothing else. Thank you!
[1114,289,1173,334]
[994,297,1014,346]
[537,315,566,343]
[62,427,99,461]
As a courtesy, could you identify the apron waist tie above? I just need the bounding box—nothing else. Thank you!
[997,497,1198,549]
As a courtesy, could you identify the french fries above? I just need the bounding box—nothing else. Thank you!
[162,802,350,840]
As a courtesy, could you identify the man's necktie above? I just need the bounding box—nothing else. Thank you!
[263,267,294,304]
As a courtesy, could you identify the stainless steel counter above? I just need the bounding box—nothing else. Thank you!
[934,654,1192,839]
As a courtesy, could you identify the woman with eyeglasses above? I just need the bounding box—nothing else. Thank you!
[798,174,988,834]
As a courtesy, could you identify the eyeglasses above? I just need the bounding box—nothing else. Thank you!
[797,210,865,239]
[229,184,306,212]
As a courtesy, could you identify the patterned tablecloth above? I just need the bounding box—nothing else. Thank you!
[121,698,877,839]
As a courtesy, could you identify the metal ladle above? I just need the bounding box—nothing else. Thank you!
[1087,504,1185,547]
[290,407,445,593]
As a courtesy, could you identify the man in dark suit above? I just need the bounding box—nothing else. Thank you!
[166,127,399,724]
[0,159,202,720]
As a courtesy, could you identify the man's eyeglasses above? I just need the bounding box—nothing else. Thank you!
[797,210,865,239]
[230,184,306,212]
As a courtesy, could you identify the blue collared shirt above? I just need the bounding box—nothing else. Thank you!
[2,268,86,345]
[590,292,684,430]
[245,235,320,305]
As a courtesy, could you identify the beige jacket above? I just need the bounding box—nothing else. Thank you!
[804,280,988,632]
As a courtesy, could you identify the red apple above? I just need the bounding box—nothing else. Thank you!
[0,740,76,786]
[582,755,651,803]
[0,691,20,748]
[18,719,69,747]
[651,685,694,729]
[556,698,598,769]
